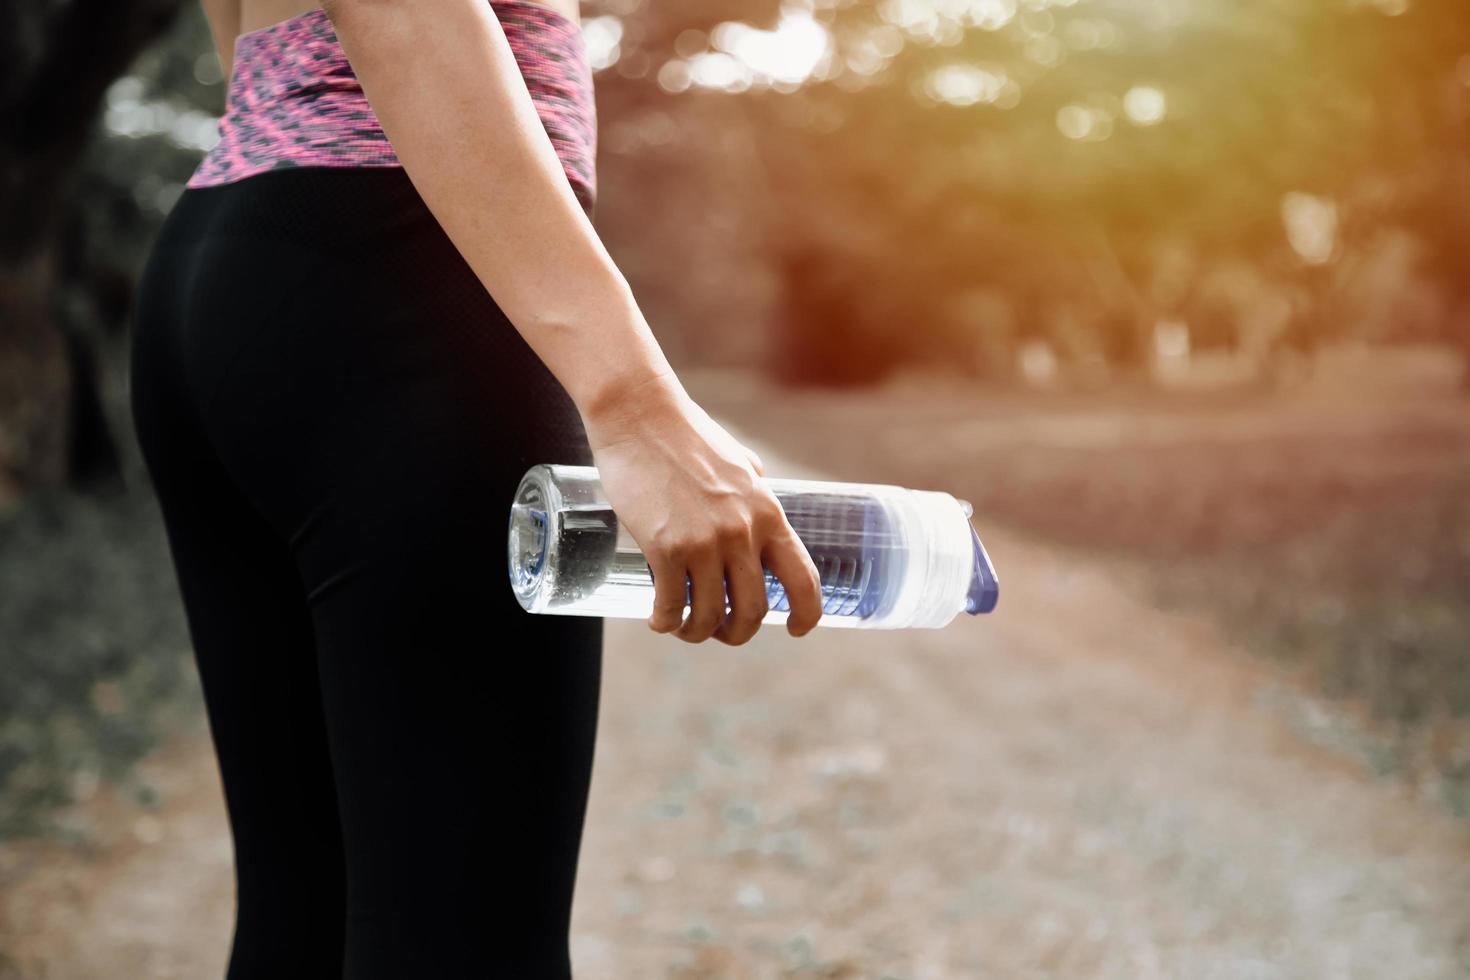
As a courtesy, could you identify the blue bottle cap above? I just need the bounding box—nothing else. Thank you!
[965,522,999,615]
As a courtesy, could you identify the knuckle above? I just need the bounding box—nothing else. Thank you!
[757,497,787,527]
[675,529,718,559]
[734,603,766,626]
[651,526,694,561]
[717,515,755,545]
[658,539,691,563]
[685,608,722,633]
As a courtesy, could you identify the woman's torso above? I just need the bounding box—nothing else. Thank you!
[193,0,596,212]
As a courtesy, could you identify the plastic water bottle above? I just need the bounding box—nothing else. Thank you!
[506,464,998,630]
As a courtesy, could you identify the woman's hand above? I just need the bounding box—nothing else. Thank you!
[582,372,824,645]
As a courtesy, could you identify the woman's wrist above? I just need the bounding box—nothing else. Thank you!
[578,362,688,433]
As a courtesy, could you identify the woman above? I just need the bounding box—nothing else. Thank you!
[128,0,825,974]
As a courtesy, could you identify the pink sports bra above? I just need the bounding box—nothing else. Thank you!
[188,2,597,211]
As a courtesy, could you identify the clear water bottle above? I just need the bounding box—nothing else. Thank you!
[506,464,998,630]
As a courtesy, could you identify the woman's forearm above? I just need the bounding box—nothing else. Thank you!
[321,0,679,418]
[200,0,239,77]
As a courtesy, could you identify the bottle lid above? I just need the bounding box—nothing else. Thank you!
[965,522,1000,615]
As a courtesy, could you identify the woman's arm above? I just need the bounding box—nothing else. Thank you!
[321,0,669,419]
[320,0,824,642]
[199,0,240,78]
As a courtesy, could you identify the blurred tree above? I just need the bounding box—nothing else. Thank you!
[593,0,1470,387]
[1,0,186,501]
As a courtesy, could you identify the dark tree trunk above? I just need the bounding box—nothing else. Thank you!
[0,0,183,503]
[0,252,70,504]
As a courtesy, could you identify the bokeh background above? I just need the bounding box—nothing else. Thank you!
[3,0,1470,976]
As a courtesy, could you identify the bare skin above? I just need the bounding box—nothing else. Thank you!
[194,0,824,644]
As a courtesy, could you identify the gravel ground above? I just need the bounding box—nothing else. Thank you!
[3,404,1469,979]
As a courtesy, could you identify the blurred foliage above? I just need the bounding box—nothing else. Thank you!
[587,0,1470,385]
[0,5,214,837]
[1,0,191,498]
[0,488,192,837]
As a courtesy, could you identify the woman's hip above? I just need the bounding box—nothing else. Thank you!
[137,167,591,544]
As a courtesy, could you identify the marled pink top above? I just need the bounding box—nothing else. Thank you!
[188,2,597,210]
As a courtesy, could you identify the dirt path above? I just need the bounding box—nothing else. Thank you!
[4,422,1469,979]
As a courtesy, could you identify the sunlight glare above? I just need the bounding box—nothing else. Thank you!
[1056,104,1112,141]
[711,10,833,87]
[1025,34,1062,67]
[1282,192,1338,265]
[104,76,219,152]
[582,16,624,72]
[689,51,755,93]
[657,59,692,93]
[925,63,1018,107]
[966,0,1019,32]
[880,0,1018,39]
[1351,0,1410,14]
[1123,86,1166,125]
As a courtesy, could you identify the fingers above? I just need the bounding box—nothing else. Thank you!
[673,552,728,643]
[646,550,688,634]
[744,447,765,476]
[642,472,820,645]
[713,545,770,646]
[763,521,824,637]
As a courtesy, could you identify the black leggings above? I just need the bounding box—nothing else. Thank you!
[129,168,603,978]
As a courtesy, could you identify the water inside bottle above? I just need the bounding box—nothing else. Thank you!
[512,491,910,619]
